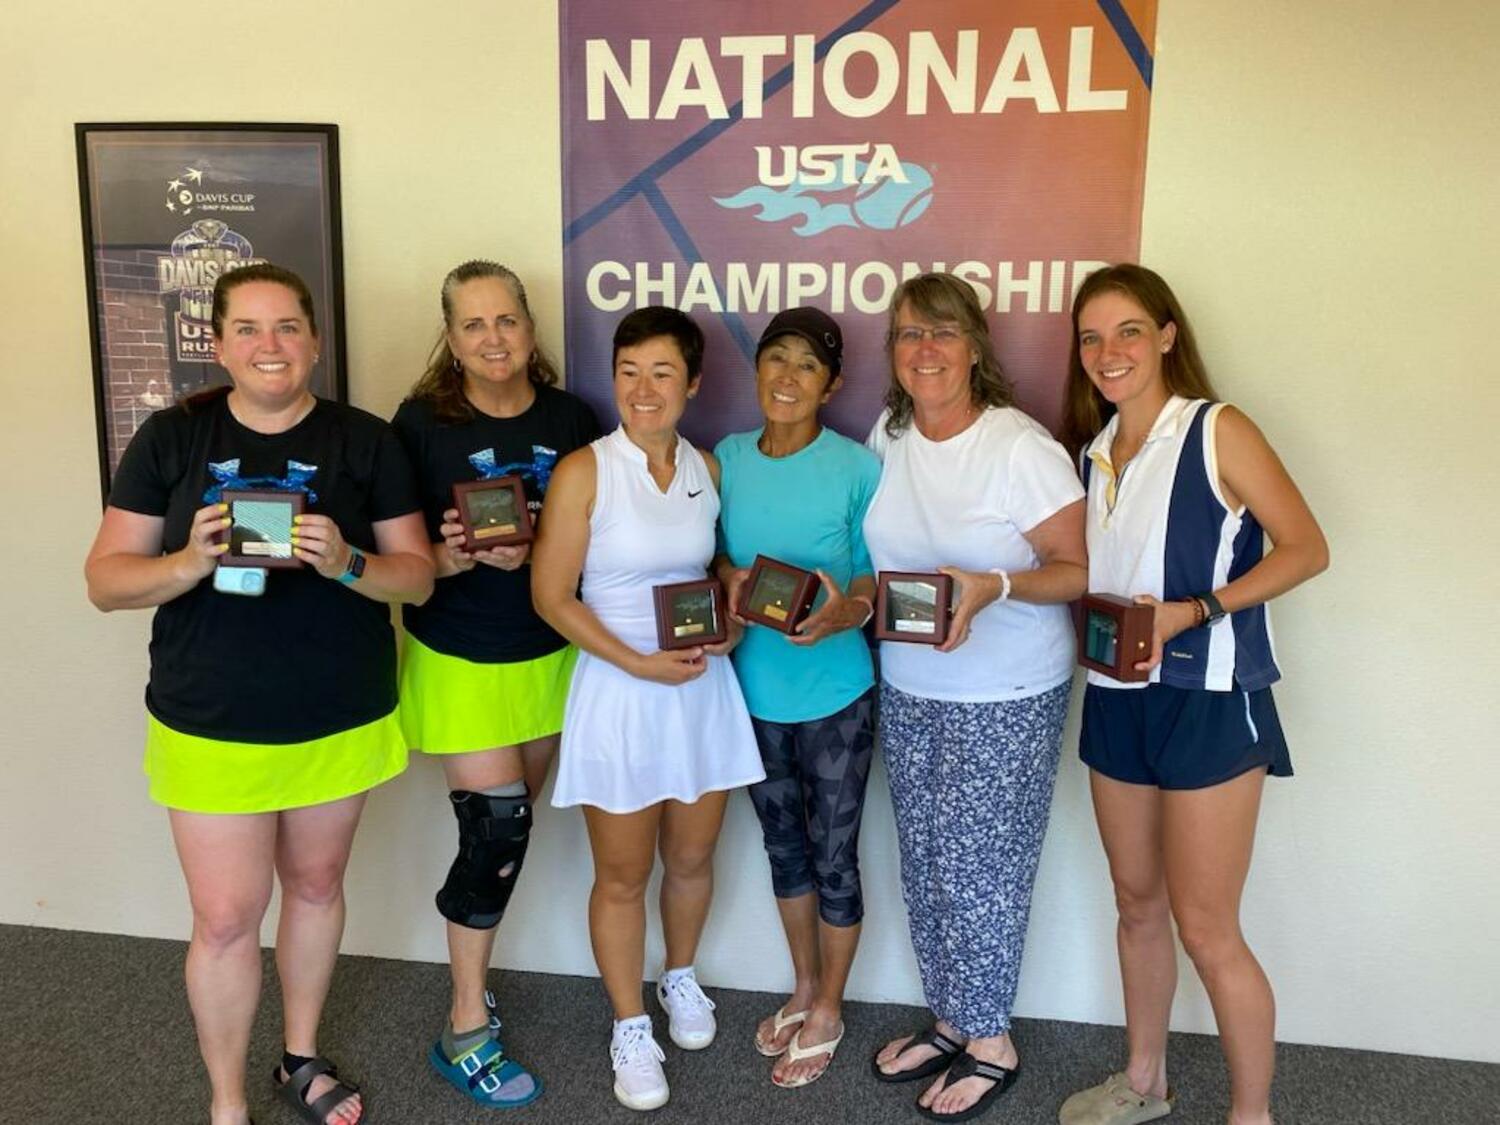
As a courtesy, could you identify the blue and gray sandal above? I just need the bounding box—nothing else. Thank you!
[429,1035,542,1109]
[485,988,503,1035]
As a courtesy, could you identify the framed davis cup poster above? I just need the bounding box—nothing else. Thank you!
[75,123,347,501]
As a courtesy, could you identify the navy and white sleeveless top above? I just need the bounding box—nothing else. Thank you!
[1082,396,1279,692]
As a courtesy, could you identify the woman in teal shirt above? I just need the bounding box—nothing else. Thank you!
[714,308,881,1089]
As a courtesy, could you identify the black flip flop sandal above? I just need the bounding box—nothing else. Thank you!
[870,1023,966,1084]
[274,1056,362,1124]
[915,1053,1019,1122]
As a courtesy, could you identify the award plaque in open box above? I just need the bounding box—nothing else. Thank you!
[217,489,306,569]
[653,578,728,650]
[737,555,819,634]
[1077,593,1153,682]
[874,571,953,644]
[452,476,534,551]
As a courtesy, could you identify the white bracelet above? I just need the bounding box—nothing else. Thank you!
[851,595,875,628]
[990,568,1012,602]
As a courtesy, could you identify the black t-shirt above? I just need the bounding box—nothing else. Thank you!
[108,395,422,743]
[391,385,601,663]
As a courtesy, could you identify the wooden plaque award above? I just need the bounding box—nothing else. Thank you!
[217,490,306,569]
[452,476,534,551]
[653,578,728,650]
[1077,593,1154,682]
[737,555,820,634]
[874,571,953,645]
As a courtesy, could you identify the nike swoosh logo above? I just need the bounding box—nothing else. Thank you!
[687,489,703,498]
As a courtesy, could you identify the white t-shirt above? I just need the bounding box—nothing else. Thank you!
[864,406,1084,702]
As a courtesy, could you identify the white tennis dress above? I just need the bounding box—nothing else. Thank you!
[552,427,764,813]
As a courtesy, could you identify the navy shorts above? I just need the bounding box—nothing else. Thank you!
[1080,682,1293,790]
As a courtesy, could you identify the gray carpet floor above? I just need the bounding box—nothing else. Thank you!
[2,924,1492,1124]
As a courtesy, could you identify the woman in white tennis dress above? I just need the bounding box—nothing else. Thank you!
[549,418,757,809]
[533,307,762,1112]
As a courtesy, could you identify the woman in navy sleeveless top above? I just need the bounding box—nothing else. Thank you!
[1057,265,1329,1125]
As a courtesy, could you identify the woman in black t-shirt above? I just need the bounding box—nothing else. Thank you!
[391,260,599,1108]
[86,264,434,1125]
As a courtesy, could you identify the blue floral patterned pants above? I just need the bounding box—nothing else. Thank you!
[880,679,1070,1038]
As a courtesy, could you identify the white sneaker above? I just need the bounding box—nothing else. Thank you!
[656,968,717,1050]
[610,1019,669,1111]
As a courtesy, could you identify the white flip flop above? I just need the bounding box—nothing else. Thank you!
[772,1023,845,1088]
[754,1005,809,1057]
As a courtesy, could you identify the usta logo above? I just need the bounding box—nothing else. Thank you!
[755,142,908,188]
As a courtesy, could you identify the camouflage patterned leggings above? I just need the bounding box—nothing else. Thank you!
[747,688,876,927]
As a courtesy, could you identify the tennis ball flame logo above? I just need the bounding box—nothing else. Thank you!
[715,149,934,238]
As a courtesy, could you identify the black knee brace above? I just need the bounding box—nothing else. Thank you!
[435,789,532,930]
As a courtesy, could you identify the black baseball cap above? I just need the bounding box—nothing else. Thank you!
[755,308,843,375]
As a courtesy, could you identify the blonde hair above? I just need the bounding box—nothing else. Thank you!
[881,272,1014,437]
[407,260,558,423]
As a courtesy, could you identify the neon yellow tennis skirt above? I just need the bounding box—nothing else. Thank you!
[399,635,576,755]
[145,708,408,814]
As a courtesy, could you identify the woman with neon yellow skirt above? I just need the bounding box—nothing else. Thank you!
[86,263,435,1125]
[391,260,600,1109]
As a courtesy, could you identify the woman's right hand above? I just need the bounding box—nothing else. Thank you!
[1131,595,1197,673]
[720,565,751,624]
[438,507,477,573]
[176,502,230,582]
[631,647,708,685]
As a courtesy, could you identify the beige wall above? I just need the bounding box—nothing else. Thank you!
[2,1,1495,1063]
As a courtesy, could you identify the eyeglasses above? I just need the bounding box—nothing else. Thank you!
[891,325,964,346]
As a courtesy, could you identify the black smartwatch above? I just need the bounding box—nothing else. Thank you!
[337,546,367,585]
[1195,591,1227,626]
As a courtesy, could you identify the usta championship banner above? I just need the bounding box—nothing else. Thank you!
[561,0,1156,445]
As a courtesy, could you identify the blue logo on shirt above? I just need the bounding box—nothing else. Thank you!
[202,458,319,504]
[468,445,560,493]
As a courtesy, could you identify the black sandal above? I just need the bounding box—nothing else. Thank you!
[869,1023,965,1083]
[915,1053,1019,1122]
[274,1056,362,1124]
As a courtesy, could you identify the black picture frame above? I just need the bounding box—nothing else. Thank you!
[76,122,346,503]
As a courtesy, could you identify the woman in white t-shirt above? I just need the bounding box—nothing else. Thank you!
[864,273,1087,1123]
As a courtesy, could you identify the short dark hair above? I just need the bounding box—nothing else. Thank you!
[612,306,705,380]
[211,262,317,338]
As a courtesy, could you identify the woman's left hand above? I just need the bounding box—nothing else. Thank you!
[789,569,866,647]
[290,513,355,579]
[934,565,1005,653]
[1129,594,1199,672]
[702,615,744,657]
[472,543,531,571]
